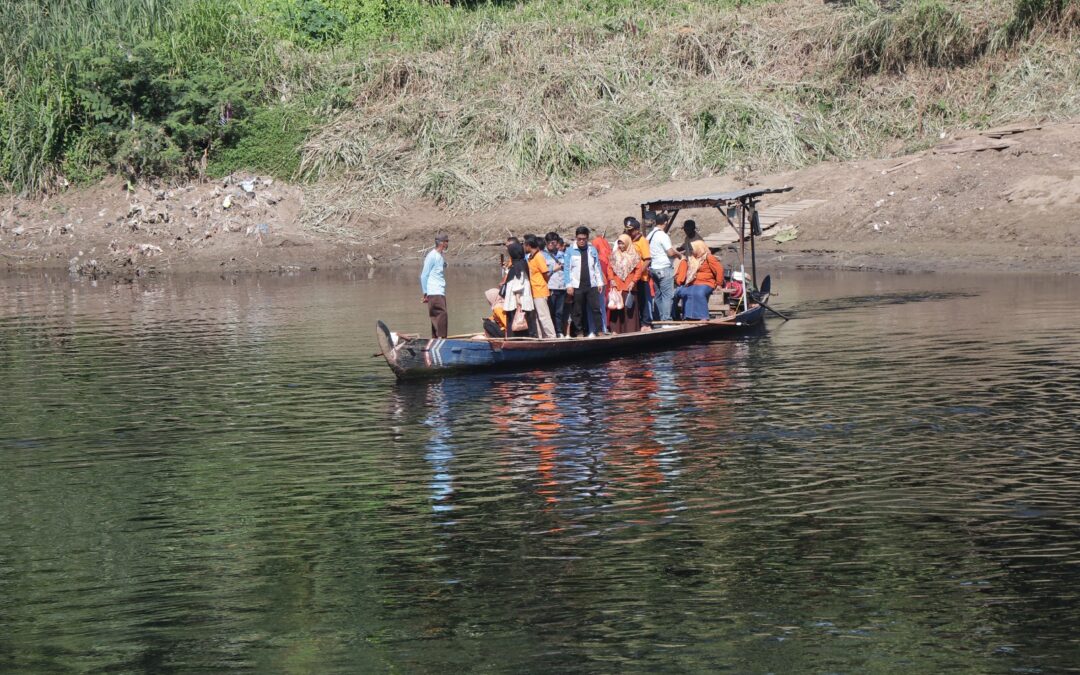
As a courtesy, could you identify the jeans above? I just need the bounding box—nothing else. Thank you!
[548,290,567,336]
[636,280,652,327]
[675,284,712,320]
[651,267,675,321]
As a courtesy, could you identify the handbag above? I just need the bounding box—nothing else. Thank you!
[607,286,624,310]
[624,290,635,310]
[511,308,528,332]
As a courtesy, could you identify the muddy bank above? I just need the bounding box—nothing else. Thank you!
[2,121,1077,277]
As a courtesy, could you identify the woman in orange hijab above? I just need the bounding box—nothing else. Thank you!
[674,240,723,320]
[608,234,642,333]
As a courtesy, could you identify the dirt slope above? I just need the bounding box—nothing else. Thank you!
[2,121,1077,276]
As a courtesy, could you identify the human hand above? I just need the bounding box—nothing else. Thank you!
[422,294,428,303]
[567,287,575,297]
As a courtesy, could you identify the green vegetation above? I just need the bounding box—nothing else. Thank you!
[2,0,1078,219]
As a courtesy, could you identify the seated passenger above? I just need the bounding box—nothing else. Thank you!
[674,241,724,320]
[483,288,507,338]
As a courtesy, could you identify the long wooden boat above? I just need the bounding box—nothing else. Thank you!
[377,186,792,379]
[377,301,766,380]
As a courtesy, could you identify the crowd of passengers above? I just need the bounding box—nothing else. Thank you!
[483,212,747,340]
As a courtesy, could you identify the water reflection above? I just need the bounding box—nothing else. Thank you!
[1,270,1079,672]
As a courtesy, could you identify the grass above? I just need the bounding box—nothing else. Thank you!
[2,0,1079,230]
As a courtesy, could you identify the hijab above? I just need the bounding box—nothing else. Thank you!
[684,240,709,284]
[611,234,641,280]
[506,243,529,282]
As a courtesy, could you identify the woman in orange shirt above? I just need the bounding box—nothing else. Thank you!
[673,241,724,320]
[607,234,642,334]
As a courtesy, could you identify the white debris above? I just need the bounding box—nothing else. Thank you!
[222,194,233,209]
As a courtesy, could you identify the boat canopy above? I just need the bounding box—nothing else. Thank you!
[640,186,792,212]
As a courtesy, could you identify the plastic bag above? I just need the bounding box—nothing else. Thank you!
[607,287,624,310]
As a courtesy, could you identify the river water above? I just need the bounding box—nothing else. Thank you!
[1,268,1078,673]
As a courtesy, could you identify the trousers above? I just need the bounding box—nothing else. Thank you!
[570,286,603,337]
[427,294,448,338]
[651,267,675,321]
[534,296,557,338]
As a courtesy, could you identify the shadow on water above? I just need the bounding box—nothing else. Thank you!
[785,290,979,319]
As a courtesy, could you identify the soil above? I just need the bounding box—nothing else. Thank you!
[2,121,1078,278]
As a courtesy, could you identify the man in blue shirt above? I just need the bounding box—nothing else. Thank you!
[543,232,567,337]
[566,226,605,338]
[420,234,450,338]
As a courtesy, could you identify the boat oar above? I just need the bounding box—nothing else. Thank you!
[760,301,790,321]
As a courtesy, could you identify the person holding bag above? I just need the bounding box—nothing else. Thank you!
[607,234,641,334]
[502,243,538,337]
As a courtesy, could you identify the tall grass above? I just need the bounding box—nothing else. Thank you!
[0,0,275,192]
[3,0,1079,214]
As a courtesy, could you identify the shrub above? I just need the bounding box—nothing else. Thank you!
[208,106,314,179]
[70,42,261,180]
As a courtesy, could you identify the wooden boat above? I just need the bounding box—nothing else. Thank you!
[378,187,791,379]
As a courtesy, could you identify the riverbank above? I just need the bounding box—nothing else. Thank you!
[2,121,1076,277]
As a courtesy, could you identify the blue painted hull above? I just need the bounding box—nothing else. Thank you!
[378,303,766,379]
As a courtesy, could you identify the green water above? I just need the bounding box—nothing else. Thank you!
[1,269,1078,672]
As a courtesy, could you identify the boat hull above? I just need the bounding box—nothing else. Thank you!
[378,303,766,379]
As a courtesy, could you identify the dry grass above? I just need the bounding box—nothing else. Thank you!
[296,0,1080,231]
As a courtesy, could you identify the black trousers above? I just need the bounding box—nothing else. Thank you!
[570,287,603,336]
[548,290,567,336]
[506,308,538,338]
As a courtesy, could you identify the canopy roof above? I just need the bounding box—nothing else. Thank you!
[641,186,792,212]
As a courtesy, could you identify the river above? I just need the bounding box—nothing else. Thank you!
[1,268,1078,672]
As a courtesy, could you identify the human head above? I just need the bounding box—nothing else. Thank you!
[507,242,525,261]
[545,231,560,252]
[616,234,631,252]
[485,287,501,308]
[682,219,697,235]
[434,233,449,251]
[623,217,641,239]
[523,234,541,253]
[656,212,670,232]
[506,235,519,246]
[574,225,590,247]
[691,240,708,259]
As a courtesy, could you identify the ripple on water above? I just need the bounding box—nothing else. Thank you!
[0,270,1079,672]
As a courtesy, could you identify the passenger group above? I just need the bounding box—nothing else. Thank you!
[421,212,746,339]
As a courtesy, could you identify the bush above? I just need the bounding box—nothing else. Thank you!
[208,106,314,179]
[70,42,261,180]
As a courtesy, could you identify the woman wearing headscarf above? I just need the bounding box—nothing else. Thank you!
[673,240,724,320]
[607,234,642,334]
[483,288,507,338]
[502,242,538,337]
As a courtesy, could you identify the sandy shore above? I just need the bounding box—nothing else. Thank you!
[2,121,1077,277]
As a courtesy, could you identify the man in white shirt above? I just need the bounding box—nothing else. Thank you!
[420,234,449,338]
[646,212,683,321]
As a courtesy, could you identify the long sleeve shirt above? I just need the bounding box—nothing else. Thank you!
[420,248,446,296]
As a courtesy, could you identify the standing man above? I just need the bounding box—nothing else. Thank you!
[646,212,683,322]
[543,232,567,337]
[624,216,652,331]
[421,233,449,338]
[524,235,557,338]
[566,226,605,338]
